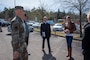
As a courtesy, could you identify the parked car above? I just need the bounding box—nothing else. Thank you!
[0,19,10,26]
[52,23,64,31]
[33,22,41,28]
[26,22,34,32]
[28,21,35,25]
[47,20,55,25]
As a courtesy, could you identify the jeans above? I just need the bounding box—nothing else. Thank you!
[66,36,73,48]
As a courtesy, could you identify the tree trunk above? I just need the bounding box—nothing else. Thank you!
[79,10,82,37]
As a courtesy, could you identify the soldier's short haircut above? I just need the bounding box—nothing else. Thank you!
[15,6,24,10]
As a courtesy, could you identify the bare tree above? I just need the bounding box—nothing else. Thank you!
[57,0,90,37]
[39,0,47,20]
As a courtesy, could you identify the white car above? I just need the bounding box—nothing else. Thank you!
[33,22,41,28]
[52,23,63,31]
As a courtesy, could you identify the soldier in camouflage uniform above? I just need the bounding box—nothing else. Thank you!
[11,6,28,60]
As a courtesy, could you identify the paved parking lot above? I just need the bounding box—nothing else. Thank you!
[0,27,83,60]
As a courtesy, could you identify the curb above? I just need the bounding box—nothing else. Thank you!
[52,33,82,41]
[34,28,82,41]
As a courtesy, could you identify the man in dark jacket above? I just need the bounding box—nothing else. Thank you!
[40,16,51,54]
[82,11,90,60]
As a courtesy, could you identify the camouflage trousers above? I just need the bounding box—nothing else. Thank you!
[12,42,28,60]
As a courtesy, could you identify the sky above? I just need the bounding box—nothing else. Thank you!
[0,0,64,12]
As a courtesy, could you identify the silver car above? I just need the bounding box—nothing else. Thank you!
[33,22,41,28]
[52,23,63,31]
[26,22,34,32]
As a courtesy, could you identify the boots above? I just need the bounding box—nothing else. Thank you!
[67,47,72,60]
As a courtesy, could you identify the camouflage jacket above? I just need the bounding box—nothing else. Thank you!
[11,16,27,52]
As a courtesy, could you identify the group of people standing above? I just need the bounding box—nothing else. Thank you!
[10,5,90,60]
[11,6,52,60]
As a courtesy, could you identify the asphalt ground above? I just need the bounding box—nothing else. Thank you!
[0,27,83,60]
